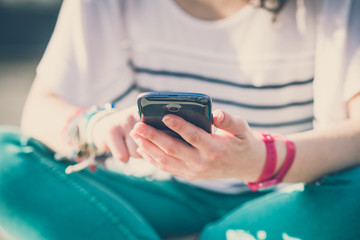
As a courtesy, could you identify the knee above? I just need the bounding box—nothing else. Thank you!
[0,126,22,145]
[0,126,39,178]
[0,126,24,162]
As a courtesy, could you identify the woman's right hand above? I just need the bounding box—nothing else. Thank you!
[91,105,141,162]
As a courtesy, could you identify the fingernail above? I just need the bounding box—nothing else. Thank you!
[136,148,148,159]
[129,130,137,139]
[132,134,141,144]
[136,147,145,155]
[130,128,143,138]
[217,111,225,123]
[162,115,175,127]
[118,154,130,163]
[129,130,135,137]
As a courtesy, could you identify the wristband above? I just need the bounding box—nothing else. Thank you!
[64,103,115,174]
[63,108,83,133]
[247,132,277,191]
[272,135,296,183]
[85,108,119,145]
[248,133,296,191]
[63,108,86,145]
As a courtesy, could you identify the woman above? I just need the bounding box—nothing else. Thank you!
[1,0,359,239]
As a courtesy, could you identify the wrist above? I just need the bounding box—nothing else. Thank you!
[63,103,117,174]
[248,132,277,184]
[248,132,296,191]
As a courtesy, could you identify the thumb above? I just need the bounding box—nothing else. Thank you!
[213,109,249,138]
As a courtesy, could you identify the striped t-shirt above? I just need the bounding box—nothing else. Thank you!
[37,0,360,193]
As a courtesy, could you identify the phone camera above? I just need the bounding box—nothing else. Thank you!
[166,104,181,113]
[169,106,180,112]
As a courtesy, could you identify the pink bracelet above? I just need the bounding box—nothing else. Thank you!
[272,135,296,183]
[248,133,296,192]
[248,132,277,191]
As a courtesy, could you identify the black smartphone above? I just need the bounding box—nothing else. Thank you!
[137,92,213,138]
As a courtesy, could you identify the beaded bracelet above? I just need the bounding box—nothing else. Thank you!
[63,103,117,174]
[64,108,88,151]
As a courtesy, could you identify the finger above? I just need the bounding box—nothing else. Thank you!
[108,105,139,126]
[132,133,187,172]
[212,109,249,139]
[119,105,140,121]
[136,147,158,166]
[125,135,142,158]
[106,126,130,162]
[162,114,213,151]
[136,147,186,177]
[123,114,141,158]
[131,106,140,121]
[131,122,197,160]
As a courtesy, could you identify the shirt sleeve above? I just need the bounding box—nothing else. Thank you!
[313,0,360,127]
[343,0,360,101]
[36,0,131,107]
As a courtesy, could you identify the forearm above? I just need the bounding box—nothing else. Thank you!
[282,119,360,183]
[278,92,360,183]
[21,78,78,155]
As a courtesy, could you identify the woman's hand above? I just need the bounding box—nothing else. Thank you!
[91,105,141,162]
[130,109,267,181]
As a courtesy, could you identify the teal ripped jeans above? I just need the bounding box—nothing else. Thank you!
[1,127,360,240]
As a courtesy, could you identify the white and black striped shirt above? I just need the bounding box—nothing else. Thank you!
[37,0,360,193]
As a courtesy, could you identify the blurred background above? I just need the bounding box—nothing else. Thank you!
[0,2,63,238]
[0,0,62,126]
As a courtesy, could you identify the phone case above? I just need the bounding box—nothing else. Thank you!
[137,92,213,137]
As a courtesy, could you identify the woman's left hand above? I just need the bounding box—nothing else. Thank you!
[130,109,266,181]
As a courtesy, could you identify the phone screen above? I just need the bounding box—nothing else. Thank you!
[137,92,213,137]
